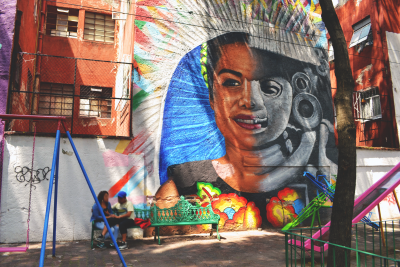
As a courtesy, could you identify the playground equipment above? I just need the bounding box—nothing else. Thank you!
[0,115,128,267]
[282,172,335,231]
[0,118,37,253]
[284,219,400,266]
[281,182,335,231]
[303,172,335,201]
[282,172,380,232]
[288,163,400,252]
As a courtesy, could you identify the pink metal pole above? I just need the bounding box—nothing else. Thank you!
[0,115,66,121]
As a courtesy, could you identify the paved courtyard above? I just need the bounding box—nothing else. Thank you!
[0,230,287,267]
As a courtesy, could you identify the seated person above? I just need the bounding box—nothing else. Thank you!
[112,191,135,250]
[90,191,119,248]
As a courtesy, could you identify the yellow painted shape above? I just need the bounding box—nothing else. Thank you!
[137,179,152,196]
[310,0,315,13]
[280,190,300,202]
[259,0,267,9]
[154,19,171,35]
[115,140,131,153]
[137,63,154,75]
[214,197,246,213]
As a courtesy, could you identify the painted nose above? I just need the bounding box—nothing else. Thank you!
[239,79,265,110]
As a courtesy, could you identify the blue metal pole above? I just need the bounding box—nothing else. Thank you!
[65,131,127,267]
[39,130,61,267]
[52,132,61,257]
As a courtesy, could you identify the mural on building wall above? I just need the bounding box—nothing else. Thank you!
[127,0,338,229]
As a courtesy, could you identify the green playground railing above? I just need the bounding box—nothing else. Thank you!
[283,219,400,267]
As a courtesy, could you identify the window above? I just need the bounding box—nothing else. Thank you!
[46,6,79,38]
[353,87,382,121]
[349,17,372,49]
[328,40,334,61]
[84,12,115,43]
[38,83,74,116]
[79,87,112,118]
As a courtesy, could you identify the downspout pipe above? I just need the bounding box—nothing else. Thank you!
[37,0,47,66]
[31,0,46,116]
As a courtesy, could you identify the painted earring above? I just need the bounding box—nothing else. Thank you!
[291,72,312,95]
[291,93,323,130]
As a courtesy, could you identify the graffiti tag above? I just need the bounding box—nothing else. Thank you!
[14,166,51,188]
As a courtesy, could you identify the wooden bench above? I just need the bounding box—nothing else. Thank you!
[91,196,220,247]
[90,209,150,249]
[150,196,221,245]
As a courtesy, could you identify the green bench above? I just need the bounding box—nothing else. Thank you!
[150,196,221,245]
[91,196,220,247]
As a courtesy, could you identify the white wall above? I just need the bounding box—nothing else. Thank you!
[2,137,400,243]
[0,135,159,243]
[356,149,400,221]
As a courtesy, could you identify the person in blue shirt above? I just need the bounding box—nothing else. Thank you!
[90,191,119,248]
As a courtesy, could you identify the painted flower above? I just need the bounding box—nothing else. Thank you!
[193,183,262,230]
[266,188,305,228]
[212,193,262,229]
[243,202,262,229]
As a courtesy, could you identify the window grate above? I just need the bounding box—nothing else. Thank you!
[84,12,115,43]
[79,86,112,118]
[353,87,382,121]
[46,6,79,38]
[38,83,74,116]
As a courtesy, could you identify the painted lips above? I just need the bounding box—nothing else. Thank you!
[233,115,268,130]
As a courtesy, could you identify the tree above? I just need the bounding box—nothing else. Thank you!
[319,0,356,266]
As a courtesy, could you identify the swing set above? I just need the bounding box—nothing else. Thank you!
[0,116,37,253]
[0,114,129,267]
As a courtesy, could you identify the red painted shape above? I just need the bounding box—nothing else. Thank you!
[136,0,167,7]
[122,130,152,155]
[108,165,142,197]
[135,7,157,24]
[202,187,213,202]
[135,25,153,45]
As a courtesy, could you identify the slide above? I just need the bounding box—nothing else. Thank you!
[291,161,400,252]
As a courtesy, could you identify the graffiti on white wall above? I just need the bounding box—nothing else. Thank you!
[14,166,51,188]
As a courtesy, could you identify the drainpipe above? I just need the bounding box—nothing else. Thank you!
[31,0,46,116]
[37,0,46,64]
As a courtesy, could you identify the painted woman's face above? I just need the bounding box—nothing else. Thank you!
[210,43,293,150]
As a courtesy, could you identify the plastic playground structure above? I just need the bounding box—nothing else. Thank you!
[281,174,335,231]
[0,114,129,267]
[282,172,379,231]
[285,164,400,252]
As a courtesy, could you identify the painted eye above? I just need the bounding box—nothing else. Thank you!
[222,79,241,87]
[260,80,282,97]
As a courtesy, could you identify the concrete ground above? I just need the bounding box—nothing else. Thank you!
[0,230,287,267]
